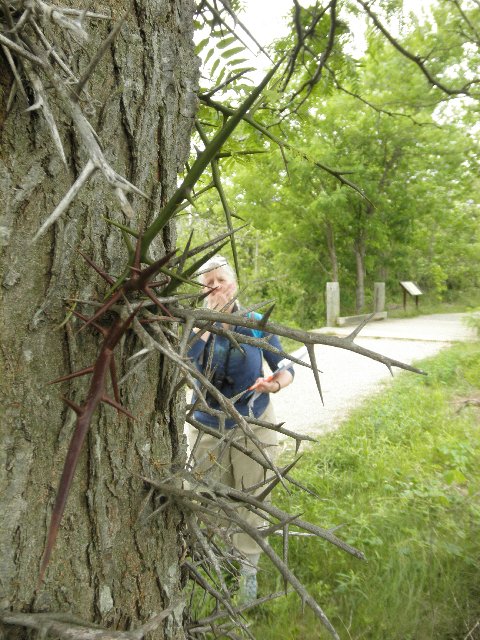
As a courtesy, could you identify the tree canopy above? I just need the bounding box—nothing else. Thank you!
[183,0,480,325]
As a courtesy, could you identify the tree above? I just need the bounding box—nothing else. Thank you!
[1,2,198,636]
[0,4,372,638]
[1,2,460,638]
[206,4,479,322]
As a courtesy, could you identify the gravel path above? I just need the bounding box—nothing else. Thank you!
[271,313,476,442]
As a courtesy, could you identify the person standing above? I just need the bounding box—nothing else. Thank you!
[186,255,293,602]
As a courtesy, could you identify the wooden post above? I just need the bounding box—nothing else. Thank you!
[326,282,340,327]
[374,282,386,314]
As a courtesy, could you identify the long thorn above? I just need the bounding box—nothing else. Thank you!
[78,290,122,332]
[61,396,82,415]
[33,161,96,242]
[306,343,324,405]
[75,7,130,97]
[48,366,94,384]
[78,250,115,285]
[345,312,376,342]
[101,395,135,420]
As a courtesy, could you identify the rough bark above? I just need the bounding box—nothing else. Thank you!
[354,234,366,313]
[324,220,338,282]
[0,1,198,638]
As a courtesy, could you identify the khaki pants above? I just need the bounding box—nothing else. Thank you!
[186,402,278,556]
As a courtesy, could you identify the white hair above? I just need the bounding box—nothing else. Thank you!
[197,255,237,284]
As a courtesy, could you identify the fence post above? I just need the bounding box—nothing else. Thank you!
[326,282,340,327]
[374,282,386,314]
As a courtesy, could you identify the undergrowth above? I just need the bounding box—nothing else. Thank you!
[386,290,480,319]
[252,342,480,640]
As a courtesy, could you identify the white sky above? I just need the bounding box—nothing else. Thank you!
[238,0,433,62]
[239,0,308,52]
[240,0,294,46]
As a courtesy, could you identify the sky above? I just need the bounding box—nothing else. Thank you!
[237,0,433,65]
[240,0,294,49]
[239,0,308,52]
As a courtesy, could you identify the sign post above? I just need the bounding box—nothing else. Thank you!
[400,281,423,310]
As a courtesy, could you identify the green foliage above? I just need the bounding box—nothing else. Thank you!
[465,310,480,338]
[252,343,480,639]
[185,1,480,328]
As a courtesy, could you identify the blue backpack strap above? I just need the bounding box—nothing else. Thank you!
[247,311,264,338]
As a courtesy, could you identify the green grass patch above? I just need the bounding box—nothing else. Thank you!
[386,290,480,319]
[252,342,480,640]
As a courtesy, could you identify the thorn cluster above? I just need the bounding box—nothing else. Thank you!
[38,237,176,586]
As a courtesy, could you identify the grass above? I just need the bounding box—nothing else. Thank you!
[385,290,480,319]
[251,342,480,640]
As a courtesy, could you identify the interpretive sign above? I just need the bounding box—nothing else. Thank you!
[400,281,422,297]
[400,281,423,309]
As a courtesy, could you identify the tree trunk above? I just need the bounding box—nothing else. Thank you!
[377,264,388,282]
[0,2,198,637]
[354,235,366,313]
[325,220,339,282]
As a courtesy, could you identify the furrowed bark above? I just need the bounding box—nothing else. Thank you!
[0,1,198,637]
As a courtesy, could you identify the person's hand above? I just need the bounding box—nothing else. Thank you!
[208,280,237,311]
[249,370,293,394]
[250,377,281,394]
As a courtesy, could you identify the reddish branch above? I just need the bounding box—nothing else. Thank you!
[37,238,175,586]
